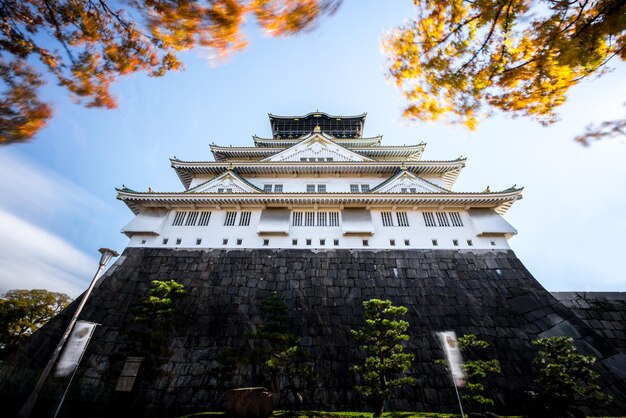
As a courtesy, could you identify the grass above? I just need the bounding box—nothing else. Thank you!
[181,412,457,418]
[180,411,625,418]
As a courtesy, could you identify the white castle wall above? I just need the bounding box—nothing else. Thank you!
[125,208,512,250]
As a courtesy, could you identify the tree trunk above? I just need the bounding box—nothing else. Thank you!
[373,397,385,417]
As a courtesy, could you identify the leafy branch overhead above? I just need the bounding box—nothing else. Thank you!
[0,0,339,144]
[384,0,626,133]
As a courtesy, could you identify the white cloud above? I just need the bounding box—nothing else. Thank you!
[0,209,96,298]
[0,151,108,223]
[0,151,112,298]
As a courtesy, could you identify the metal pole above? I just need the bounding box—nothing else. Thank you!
[53,324,98,418]
[450,372,465,418]
[18,248,118,418]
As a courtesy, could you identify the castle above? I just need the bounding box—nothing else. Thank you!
[117,112,522,251]
[1,112,625,417]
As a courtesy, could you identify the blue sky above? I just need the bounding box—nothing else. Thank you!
[1,1,625,297]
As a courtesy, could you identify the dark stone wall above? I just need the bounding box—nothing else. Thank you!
[552,292,626,355]
[2,248,626,417]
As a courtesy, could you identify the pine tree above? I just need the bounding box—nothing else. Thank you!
[351,299,416,417]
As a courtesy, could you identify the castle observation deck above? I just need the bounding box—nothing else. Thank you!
[269,112,366,139]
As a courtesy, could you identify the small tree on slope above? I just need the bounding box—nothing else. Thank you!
[532,336,610,417]
[351,299,416,417]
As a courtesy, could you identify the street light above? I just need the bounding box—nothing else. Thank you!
[18,248,119,418]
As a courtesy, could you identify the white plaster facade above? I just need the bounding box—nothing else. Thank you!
[118,112,522,250]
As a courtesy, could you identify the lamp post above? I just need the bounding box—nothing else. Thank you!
[18,248,119,418]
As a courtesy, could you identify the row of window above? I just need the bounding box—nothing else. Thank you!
[381,211,410,227]
[300,157,334,162]
[172,210,464,228]
[262,184,371,193]
[423,211,463,227]
[143,237,496,247]
[292,211,340,227]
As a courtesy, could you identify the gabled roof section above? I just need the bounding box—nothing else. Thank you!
[269,111,366,139]
[262,133,373,162]
[211,143,425,162]
[170,158,467,190]
[371,170,450,193]
[187,170,262,194]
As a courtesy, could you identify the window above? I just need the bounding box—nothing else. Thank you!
[162,238,169,245]
[436,212,450,227]
[467,239,473,246]
[424,211,463,227]
[402,187,417,193]
[382,212,409,227]
[141,239,146,245]
[264,184,283,192]
[490,241,496,246]
[333,239,339,246]
[300,158,307,162]
[397,212,409,227]
[306,239,312,246]
[239,211,251,226]
[453,239,459,246]
[226,188,233,193]
[306,184,326,192]
[350,184,359,193]
[404,239,410,246]
[423,212,436,227]
[381,212,394,226]
[217,188,224,193]
[292,212,303,226]
[362,239,369,247]
[172,211,186,226]
[326,158,333,162]
[237,239,243,245]
[185,211,199,226]
[196,238,202,245]
[176,238,182,245]
[450,212,463,227]
[222,238,228,245]
[293,211,339,227]
[292,239,298,246]
[198,211,212,226]
[224,211,237,226]
[432,239,438,246]
[390,239,396,246]
[320,239,325,246]
[361,184,370,192]
[263,239,269,246]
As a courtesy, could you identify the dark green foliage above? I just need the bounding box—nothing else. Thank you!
[136,279,186,322]
[456,335,501,413]
[0,289,71,352]
[130,279,186,376]
[531,336,610,417]
[248,292,312,409]
[351,299,416,418]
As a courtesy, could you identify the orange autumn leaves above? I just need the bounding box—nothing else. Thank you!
[384,0,626,130]
[0,0,337,144]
